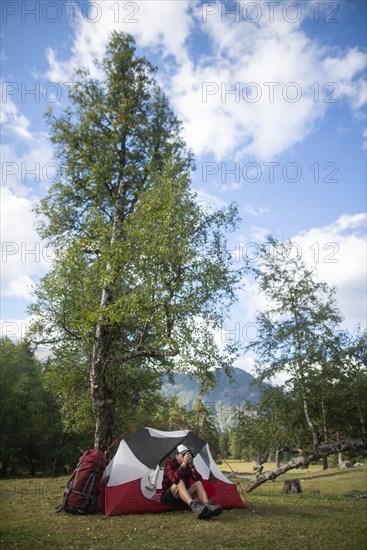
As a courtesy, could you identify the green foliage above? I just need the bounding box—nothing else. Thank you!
[229,387,309,461]
[245,236,343,386]
[165,396,191,428]
[43,354,94,435]
[323,328,367,440]
[0,339,63,476]
[218,429,230,458]
[144,396,220,457]
[43,350,178,441]
[189,398,219,457]
[112,362,170,433]
[0,338,104,476]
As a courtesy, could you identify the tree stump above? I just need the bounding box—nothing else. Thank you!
[282,479,302,494]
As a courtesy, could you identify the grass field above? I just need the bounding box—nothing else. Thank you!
[0,463,366,550]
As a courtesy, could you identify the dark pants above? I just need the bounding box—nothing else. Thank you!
[161,487,187,505]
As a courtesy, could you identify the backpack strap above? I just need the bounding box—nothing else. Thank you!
[75,458,103,513]
[55,458,83,513]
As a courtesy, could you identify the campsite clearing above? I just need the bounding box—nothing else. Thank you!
[0,464,366,549]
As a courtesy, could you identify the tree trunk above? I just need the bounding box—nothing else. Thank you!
[91,323,115,450]
[275,449,281,468]
[243,437,365,493]
[29,458,36,477]
[0,454,9,478]
[293,326,319,448]
[302,393,320,447]
[275,447,288,468]
[52,432,68,476]
[358,407,367,438]
[90,171,126,450]
[321,396,328,470]
[336,430,345,466]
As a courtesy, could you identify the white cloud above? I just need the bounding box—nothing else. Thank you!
[0,318,53,360]
[45,0,193,82]
[0,318,30,341]
[235,355,255,374]
[322,48,367,109]
[42,2,366,161]
[243,204,269,217]
[169,4,366,160]
[236,213,367,332]
[1,80,56,304]
[132,1,193,62]
[238,276,269,326]
[193,188,228,211]
[1,80,56,199]
[292,213,367,330]
[0,187,51,299]
[0,92,33,140]
[1,134,55,198]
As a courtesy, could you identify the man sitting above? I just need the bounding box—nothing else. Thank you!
[161,444,222,519]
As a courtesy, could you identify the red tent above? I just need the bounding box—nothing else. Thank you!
[99,427,245,516]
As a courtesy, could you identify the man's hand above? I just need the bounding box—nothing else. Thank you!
[182,452,192,467]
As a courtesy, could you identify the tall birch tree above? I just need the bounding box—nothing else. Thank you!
[30,32,242,450]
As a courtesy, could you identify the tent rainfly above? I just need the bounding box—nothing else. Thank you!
[99,427,245,516]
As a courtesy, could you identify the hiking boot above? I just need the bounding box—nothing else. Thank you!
[203,502,223,518]
[190,499,209,519]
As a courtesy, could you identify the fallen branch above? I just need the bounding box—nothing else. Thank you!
[244,438,366,493]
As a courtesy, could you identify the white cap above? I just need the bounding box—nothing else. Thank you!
[177,444,189,454]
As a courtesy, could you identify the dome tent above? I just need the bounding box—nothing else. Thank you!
[99,427,245,516]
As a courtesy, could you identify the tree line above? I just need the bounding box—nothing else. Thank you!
[1,322,364,478]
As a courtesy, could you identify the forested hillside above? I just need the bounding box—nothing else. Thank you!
[162,367,265,430]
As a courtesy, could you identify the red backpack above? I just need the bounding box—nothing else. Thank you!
[57,449,106,514]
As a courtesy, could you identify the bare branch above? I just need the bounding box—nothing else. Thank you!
[116,348,179,363]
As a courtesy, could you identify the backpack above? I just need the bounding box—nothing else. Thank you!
[57,449,106,514]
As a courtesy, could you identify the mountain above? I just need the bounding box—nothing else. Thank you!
[161,367,265,430]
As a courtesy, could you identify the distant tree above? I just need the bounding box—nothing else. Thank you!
[229,428,246,460]
[189,398,219,457]
[218,429,230,459]
[29,32,242,450]
[0,339,64,476]
[245,236,343,447]
[230,387,306,465]
[167,396,192,429]
[343,329,367,439]
[320,328,367,466]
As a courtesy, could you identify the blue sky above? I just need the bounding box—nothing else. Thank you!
[1,0,366,370]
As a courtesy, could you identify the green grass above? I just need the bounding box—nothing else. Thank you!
[0,465,366,549]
